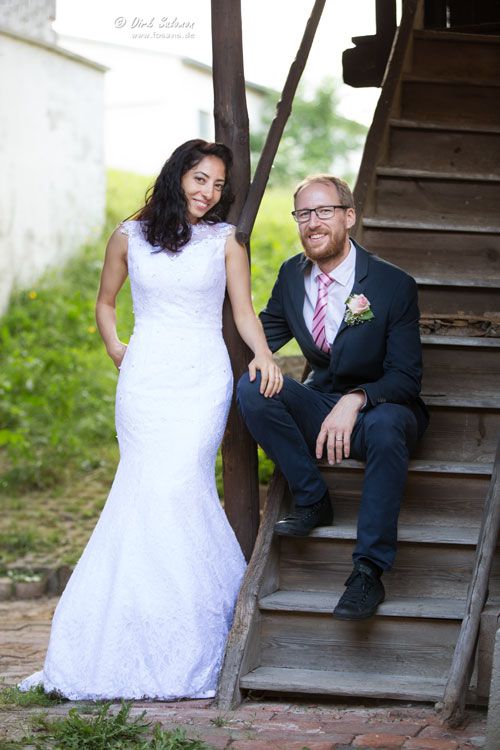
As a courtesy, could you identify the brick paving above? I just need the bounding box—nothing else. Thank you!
[0,597,487,749]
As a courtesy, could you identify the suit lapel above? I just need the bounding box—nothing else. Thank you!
[330,241,370,349]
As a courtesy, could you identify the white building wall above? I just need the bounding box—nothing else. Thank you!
[0,29,106,314]
[58,35,268,177]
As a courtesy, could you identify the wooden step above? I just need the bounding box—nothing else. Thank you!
[415,402,500,461]
[421,336,500,403]
[322,459,491,528]
[401,78,500,126]
[375,170,500,225]
[307,521,479,545]
[418,283,500,321]
[412,30,500,82]
[387,119,500,174]
[360,224,500,288]
[240,666,447,701]
[279,537,500,598]
[260,589,467,619]
[257,609,460,679]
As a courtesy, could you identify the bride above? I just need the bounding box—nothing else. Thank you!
[19,139,282,700]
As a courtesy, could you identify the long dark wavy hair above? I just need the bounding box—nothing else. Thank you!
[132,139,234,252]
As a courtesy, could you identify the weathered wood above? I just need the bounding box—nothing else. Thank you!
[413,405,500,463]
[342,0,397,88]
[442,437,500,725]
[240,666,448,701]
[352,0,421,240]
[306,521,482,545]
[375,173,500,224]
[279,537,500,599]
[260,589,467,619]
[362,226,500,286]
[216,471,288,709]
[477,605,500,697]
[259,610,460,676]
[412,30,500,81]
[236,0,326,245]
[401,79,500,125]
[211,0,259,560]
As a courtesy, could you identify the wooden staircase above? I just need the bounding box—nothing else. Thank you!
[218,8,500,711]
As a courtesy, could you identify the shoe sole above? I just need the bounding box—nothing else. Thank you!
[273,520,333,537]
[332,596,385,621]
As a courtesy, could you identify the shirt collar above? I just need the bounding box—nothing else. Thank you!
[311,240,356,287]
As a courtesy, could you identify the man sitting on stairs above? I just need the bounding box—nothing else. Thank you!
[237,174,429,621]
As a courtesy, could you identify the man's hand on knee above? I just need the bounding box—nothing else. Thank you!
[316,392,365,465]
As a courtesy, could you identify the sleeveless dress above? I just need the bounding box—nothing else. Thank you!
[19,220,246,700]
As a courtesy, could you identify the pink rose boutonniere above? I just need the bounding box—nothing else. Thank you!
[344,293,374,326]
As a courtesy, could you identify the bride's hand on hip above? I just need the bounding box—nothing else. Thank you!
[107,342,128,370]
[248,353,284,398]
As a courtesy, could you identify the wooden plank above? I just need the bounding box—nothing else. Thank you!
[363,216,500,233]
[375,175,500,224]
[412,33,500,82]
[211,0,259,561]
[442,437,500,724]
[352,0,420,236]
[377,166,500,181]
[240,666,448,701]
[389,118,500,134]
[259,611,460,677]
[306,522,481,545]
[422,335,500,348]
[401,79,500,125]
[388,125,500,174]
[260,589,468,619]
[320,458,494,475]
[413,406,500,463]
[418,284,500,319]
[279,538,500,599]
[414,29,500,44]
[216,471,288,710]
[323,468,490,528]
[236,0,326,244]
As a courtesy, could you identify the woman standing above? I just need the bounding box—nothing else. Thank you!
[20,139,282,700]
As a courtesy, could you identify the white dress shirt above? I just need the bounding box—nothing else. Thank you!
[303,241,356,346]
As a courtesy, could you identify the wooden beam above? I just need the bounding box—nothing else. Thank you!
[442,436,500,725]
[211,0,259,561]
[236,0,327,245]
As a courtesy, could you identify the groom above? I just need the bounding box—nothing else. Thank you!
[237,174,429,620]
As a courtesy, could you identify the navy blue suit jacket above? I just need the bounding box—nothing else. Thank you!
[259,239,429,434]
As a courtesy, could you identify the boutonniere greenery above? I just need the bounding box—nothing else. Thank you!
[344,293,374,326]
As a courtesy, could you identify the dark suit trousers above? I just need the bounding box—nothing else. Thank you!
[237,373,419,571]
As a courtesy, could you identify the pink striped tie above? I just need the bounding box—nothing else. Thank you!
[312,272,334,353]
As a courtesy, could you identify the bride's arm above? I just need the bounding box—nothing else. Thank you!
[96,228,129,369]
[225,231,283,398]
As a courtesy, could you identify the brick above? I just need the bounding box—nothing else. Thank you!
[353,733,407,748]
[402,739,458,750]
[230,742,335,750]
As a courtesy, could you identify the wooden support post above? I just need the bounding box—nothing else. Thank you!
[442,436,500,725]
[211,0,259,561]
[236,0,327,245]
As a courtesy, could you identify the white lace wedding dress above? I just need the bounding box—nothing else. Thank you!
[19,220,246,700]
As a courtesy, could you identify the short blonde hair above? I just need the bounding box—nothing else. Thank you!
[293,174,354,208]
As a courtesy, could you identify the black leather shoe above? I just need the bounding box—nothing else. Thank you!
[333,561,385,620]
[274,494,333,537]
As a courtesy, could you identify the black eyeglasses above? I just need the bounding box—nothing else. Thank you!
[291,205,349,223]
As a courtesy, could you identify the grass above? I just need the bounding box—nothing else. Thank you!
[3,701,217,749]
[0,172,298,568]
[0,685,64,709]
